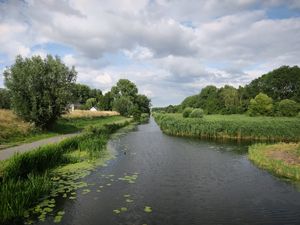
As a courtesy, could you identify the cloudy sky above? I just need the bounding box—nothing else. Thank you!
[0,0,300,106]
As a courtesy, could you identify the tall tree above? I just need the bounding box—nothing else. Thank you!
[0,88,11,109]
[4,55,77,128]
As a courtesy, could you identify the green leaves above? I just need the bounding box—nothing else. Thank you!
[4,55,77,128]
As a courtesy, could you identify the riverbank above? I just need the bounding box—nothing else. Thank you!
[249,143,300,180]
[0,109,123,149]
[153,113,300,141]
[0,118,133,224]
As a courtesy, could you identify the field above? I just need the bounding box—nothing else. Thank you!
[0,117,132,224]
[153,113,300,141]
[0,109,122,148]
[248,143,300,180]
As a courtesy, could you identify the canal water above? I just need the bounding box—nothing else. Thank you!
[39,118,300,225]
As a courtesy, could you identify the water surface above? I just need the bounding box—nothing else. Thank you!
[38,118,300,225]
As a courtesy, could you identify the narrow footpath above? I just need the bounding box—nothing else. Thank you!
[0,133,79,161]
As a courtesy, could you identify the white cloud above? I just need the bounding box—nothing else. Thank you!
[0,0,300,106]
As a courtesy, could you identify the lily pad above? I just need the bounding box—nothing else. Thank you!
[144,206,152,213]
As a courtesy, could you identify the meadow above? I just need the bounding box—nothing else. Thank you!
[0,109,122,148]
[248,143,300,180]
[153,113,300,141]
[0,117,132,224]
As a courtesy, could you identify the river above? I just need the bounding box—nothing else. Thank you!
[38,118,300,225]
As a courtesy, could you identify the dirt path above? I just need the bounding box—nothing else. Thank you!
[0,133,79,161]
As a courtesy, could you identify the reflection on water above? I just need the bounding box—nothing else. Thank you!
[36,118,300,225]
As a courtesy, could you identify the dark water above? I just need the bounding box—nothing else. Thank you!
[40,118,300,225]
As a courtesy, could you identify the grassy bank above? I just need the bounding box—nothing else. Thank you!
[0,109,122,148]
[248,143,300,180]
[0,118,132,224]
[153,113,300,141]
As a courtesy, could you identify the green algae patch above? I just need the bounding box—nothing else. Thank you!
[118,173,138,184]
[144,206,152,213]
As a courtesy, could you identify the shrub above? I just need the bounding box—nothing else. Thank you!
[190,108,204,118]
[182,107,193,118]
[248,93,273,116]
[278,99,298,117]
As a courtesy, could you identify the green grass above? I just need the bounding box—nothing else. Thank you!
[248,143,300,180]
[0,119,132,224]
[153,113,300,141]
[0,114,126,149]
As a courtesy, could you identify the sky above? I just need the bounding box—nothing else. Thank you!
[0,0,300,106]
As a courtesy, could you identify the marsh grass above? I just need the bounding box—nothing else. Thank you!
[153,113,300,141]
[248,143,300,180]
[0,119,132,224]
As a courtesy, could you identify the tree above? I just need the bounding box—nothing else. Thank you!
[111,79,150,116]
[85,98,97,109]
[112,96,133,116]
[277,99,299,117]
[198,85,220,114]
[248,93,273,116]
[245,66,300,102]
[71,83,102,104]
[97,91,113,110]
[135,94,151,113]
[218,85,239,114]
[0,88,11,109]
[111,79,138,101]
[4,55,77,128]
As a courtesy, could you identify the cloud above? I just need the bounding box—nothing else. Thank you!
[0,0,299,106]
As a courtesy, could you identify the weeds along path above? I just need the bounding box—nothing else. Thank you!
[0,133,79,161]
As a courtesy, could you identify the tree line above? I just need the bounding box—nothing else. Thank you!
[152,66,300,117]
[1,55,150,128]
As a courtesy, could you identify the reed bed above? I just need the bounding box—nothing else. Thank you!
[248,143,300,180]
[153,113,300,141]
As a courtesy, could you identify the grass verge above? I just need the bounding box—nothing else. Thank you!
[153,113,300,141]
[0,108,125,149]
[248,143,300,181]
[0,118,132,224]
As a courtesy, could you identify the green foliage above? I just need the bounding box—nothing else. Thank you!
[219,85,239,114]
[277,99,298,117]
[154,113,300,141]
[182,107,193,118]
[111,79,151,116]
[248,93,273,116]
[112,96,134,116]
[97,91,113,110]
[85,98,97,109]
[245,65,300,102]
[0,88,11,109]
[71,83,102,104]
[0,174,52,223]
[4,55,77,128]
[190,108,204,118]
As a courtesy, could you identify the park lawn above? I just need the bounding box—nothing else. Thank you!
[153,113,300,141]
[0,109,127,149]
[248,143,300,180]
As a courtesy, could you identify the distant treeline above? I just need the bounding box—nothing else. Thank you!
[152,66,300,116]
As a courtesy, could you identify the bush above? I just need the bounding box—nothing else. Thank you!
[248,93,273,116]
[182,107,193,118]
[190,108,204,118]
[278,99,298,117]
